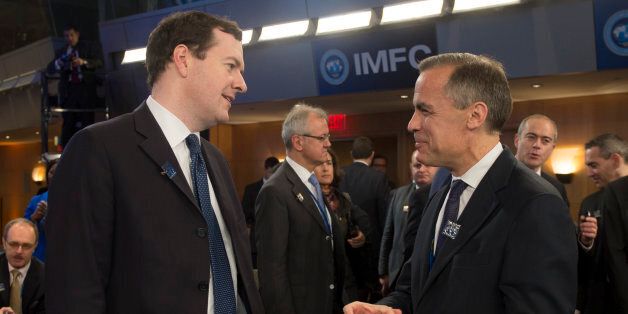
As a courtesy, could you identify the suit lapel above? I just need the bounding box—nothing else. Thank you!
[413,185,448,304]
[0,256,9,307]
[282,163,330,234]
[417,149,514,300]
[134,103,199,211]
[21,260,41,310]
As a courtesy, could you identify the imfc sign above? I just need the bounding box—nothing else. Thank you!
[313,25,437,95]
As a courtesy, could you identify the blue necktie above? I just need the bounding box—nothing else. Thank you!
[435,179,467,254]
[185,134,236,314]
[308,174,332,235]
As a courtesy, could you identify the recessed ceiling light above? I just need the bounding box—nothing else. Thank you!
[453,0,521,13]
[35,131,40,135]
[259,20,310,41]
[381,0,443,24]
[400,95,409,99]
[241,29,254,45]
[5,135,10,139]
[531,84,542,88]
[316,10,372,35]
[121,47,146,64]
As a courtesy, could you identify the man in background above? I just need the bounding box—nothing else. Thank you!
[379,149,436,294]
[340,136,390,301]
[577,133,628,314]
[514,114,569,205]
[242,156,279,267]
[0,218,45,314]
[48,24,103,149]
[256,104,345,313]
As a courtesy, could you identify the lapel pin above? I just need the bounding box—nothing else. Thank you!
[160,161,177,179]
[442,220,461,240]
[402,205,409,213]
[296,193,304,202]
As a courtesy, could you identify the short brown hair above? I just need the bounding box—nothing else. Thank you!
[419,53,512,133]
[145,11,242,87]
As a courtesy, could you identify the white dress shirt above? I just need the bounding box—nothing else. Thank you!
[433,142,504,251]
[146,96,238,314]
[8,261,30,287]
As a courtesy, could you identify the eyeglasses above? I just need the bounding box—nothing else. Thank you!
[300,133,332,142]
[6,241,35,250]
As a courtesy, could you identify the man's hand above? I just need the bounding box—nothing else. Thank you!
[30,200,47,222]
[347,230,366,248]
[343,302,401,314]
[71,57,86,67]
[579,215,598,248]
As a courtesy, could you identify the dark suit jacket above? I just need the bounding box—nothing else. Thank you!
[577,190,608,313]
[602,176,628,313]
[256,162,345,314]
[46,103,263,314]
[340,162,390,244]
[379,184,415,281]
[541,171,570,207]
[379,149,577,313]
[242,179,263,266]
[0,254,44,314]
[402,185,431,264]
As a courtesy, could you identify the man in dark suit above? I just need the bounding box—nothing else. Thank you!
[0,218,44,314]
[345,53,576,314]
[577,133,628,313]
[241,156,279,268]
[514,114,569,206]
[48,24,103,149]
[46,11,263,314]
[256,104,345,313]
[340,137,389,301]
[378,149,436,294]
[602,175,628,313]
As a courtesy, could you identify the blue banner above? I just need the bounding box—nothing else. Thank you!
[594,0,628,69]
[312,24,437,95]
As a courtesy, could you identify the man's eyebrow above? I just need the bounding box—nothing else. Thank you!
[414,102,432,111]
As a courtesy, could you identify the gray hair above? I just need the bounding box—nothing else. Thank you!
[282,103,328,150]
[517,114,558,142]
[585,133,628,163]
[3,218,38,244]
[418,53,512,133]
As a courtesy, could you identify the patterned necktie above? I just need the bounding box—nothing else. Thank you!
[185,134,236,314]
[10,269,22,314]
[435,179,468,254]
[308,174,332,234]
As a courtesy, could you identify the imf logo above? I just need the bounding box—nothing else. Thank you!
[320,49,349,85]
[604,10,628,56]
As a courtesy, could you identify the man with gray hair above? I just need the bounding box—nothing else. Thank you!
[0,218,45,314]
[577,133,628,314]
[514,114,569,205]
[345,52,576,313]
[256,103,345,313]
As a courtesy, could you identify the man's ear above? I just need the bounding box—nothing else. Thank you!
[467,101,488,130]
[172,44,190,78]
[291,135,303,152]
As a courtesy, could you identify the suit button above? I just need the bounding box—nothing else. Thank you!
[329,284,335,290]
[197,228,207,238]
[325,235,331,241]
[198,281,209,291]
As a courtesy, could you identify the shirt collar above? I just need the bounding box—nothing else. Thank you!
[146,95,196,148]
[285,156,315,186]
[8,260,31,278]
[451,142,503,189]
